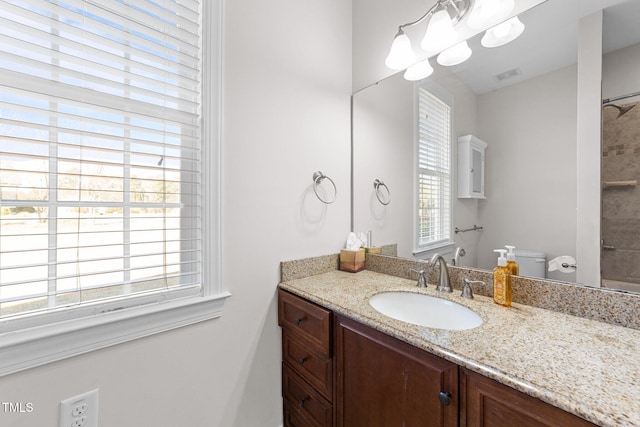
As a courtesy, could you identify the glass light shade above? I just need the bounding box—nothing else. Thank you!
[436,41,472,66]
[403,59,434,81]
[466,0,515,30]
[421,9,458,53]
[481,16,525,48]
[385,30,417,70]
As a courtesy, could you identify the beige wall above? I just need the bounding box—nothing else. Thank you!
[476,64,578,279]
[603,42,640,101]
[0,1,352,426]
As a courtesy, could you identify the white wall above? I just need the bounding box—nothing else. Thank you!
[575,11,603,287]
[603,42,640,101]
[352,73,414,256]
[0,1,352,426]
[476,64,578,281]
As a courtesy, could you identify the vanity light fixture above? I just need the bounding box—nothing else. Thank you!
[421,8,459,53]
[481,16,525,48]
[404,59,434,81]
[385,0,521,81]
[466,0,515,30]
[437,40,472,66]
[385,0,471,71]
[384,28,417,70]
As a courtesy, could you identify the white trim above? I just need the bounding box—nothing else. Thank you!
[0,292,230,377]
[0,0,228,377]
[413,242,457,260]
[413,82,455,254]
[201,0,224,293]
[576,11,602,288]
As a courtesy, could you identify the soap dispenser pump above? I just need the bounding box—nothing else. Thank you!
[493,249,512,307]
[505,245,519,276]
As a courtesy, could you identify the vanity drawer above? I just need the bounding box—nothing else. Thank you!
[283,332,333,401]
[284,403,317,427]
[283,363,332,427]
[278,289,332,357]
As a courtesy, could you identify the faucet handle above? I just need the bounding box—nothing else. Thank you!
[461,279,486,299]
[408,268,427,288]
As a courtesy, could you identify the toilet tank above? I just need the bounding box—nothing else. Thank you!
[515,249,546,279]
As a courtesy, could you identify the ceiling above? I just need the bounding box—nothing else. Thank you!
[447,0,640,94]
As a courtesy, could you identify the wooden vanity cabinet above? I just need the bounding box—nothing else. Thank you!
[460,368,598,427]
[279,290,598,427]
[334,314,459,427]
[278,289,333,426]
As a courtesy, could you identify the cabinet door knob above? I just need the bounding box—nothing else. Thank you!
[298,357,308,365]
[438,391,452,406]
[295,317,305,325]
[299,396,310,407]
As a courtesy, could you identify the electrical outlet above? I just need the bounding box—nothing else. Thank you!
[71,403,87,417]
[60,389,99,427]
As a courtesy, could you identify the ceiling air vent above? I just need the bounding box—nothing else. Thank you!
[495,67,522,81]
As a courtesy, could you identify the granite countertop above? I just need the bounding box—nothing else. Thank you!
[279,269,640,427]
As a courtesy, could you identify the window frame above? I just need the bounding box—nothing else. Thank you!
[0,0,228,377]
[413,82,455,257]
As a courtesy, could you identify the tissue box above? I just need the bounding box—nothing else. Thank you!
[340,248,365,273]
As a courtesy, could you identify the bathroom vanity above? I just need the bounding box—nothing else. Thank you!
[278,267,640,427]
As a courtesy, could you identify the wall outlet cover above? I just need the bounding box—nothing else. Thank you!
[59,389,99,427]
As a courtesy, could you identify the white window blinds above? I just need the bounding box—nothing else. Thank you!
[0,0,202,325]
[417,87,452,248]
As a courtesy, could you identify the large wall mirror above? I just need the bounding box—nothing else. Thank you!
[352,0,640,293]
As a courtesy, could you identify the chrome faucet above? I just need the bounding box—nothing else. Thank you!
[430,254,452,293]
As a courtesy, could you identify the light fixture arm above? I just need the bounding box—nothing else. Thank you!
[397,3,439,32]
[396,0,470,32]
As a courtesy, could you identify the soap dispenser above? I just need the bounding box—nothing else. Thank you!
[505,245,519,276]
[493,249,512,307]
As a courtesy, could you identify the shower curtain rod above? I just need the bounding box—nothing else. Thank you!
[602,90,640,104]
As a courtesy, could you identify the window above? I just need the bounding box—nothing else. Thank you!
[415,85,453,252]
[0,0,227,376]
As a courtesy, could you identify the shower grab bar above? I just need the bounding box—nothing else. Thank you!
[603,180,637,189]
[454,225,483,234]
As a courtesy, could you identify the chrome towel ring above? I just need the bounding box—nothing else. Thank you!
[313,171,337,204]
[373,179,390,205]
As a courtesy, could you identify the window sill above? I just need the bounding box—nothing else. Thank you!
[0,291,231,377]
[413,242,457,260]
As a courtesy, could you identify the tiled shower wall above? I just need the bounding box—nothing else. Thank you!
[602,100,640,291]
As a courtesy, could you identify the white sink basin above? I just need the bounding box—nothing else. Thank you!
[369,292,483,330]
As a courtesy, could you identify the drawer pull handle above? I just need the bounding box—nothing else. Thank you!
[299,396,310,407]
[438,391,452,406]
[298,357,308,365]
[295,317,305,325]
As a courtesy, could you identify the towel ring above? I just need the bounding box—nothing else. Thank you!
[373,179,390,205]
[313,171,337,204]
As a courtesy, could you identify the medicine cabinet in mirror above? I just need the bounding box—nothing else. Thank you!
[457,135,486,199]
